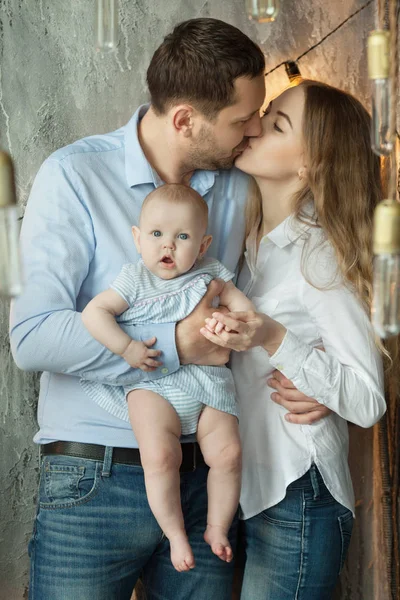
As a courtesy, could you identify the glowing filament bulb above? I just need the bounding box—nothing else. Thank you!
[371,200,400,338]
[0,152,23,297]
[96,0,118,53]
[368,30,393,156]
[246,0,280,23]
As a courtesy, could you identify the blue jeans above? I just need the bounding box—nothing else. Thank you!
[29,448,237,600]
[239,465,354,600]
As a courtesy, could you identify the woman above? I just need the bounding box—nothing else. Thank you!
[201,80,387,599]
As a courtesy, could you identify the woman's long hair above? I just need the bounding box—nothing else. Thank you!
[245,79,382,316]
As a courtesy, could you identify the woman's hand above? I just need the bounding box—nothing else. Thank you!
[269,370,332,424]
[200,310,287,354]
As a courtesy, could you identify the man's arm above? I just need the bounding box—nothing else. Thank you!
[10,158,178,384]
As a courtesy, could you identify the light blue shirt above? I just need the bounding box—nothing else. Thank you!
[10,105,250,447]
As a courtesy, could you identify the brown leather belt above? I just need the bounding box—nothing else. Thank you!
[41,441,206,473]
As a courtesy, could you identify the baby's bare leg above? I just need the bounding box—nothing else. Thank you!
[127,389,195,572]
[197,407,241,563]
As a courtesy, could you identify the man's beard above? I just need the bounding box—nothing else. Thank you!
[183,125,247,171]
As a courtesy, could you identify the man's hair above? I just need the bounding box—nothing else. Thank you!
[141,184,209,229]
[147,18,265,120]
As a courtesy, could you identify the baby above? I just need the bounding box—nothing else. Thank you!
[82,183,254,572]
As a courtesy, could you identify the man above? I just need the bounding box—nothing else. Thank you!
[10,18,328,600]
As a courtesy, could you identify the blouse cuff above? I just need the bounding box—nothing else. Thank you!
[269,329,313,384]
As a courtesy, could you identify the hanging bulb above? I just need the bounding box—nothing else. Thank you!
[0,151,23,297]
[96,0,118,53]
[371,200,400,338]
[246,0,280,23]
[284,61,301,83]
[368,30,393,156]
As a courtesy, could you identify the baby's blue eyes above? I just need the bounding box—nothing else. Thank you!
[152,231,189,240]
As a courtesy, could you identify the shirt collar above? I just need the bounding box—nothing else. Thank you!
[124,104,158,188]
[264,203,316,249]
[124,104,220,193]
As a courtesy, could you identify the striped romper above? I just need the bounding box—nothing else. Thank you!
[81,257,238,435]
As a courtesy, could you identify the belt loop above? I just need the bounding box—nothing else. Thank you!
[102,446,114,477]
[310,464,320,500]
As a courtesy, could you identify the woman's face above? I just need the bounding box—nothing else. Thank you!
[235,85,306,182]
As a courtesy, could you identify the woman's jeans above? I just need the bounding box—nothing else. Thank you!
[29,449,237,600]
[239,464,354,600]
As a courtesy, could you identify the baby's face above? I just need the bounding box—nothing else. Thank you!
[134,197,208,279]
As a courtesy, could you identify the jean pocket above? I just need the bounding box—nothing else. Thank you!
[338,510,354,572]
[39,456,100,509]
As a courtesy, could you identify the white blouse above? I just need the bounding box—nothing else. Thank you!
[231,213,386,520]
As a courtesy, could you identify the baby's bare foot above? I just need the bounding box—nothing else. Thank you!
[169,532,195,572]
[204,524,233,562]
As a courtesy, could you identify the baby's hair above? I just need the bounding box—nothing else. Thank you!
[141,183,209,229]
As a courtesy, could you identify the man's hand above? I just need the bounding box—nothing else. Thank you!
[268,370,331,424]
[176,279,231,366]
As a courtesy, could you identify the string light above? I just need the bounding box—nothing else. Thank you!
[371,0,400,339]
[264,0,374,79]
[246,1,280,23]
[0,152,23,297]
[368,30,393,156]
[96,0,118,53]
[284,61,301,82]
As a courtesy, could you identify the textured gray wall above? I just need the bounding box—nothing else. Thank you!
[0,1,378,598]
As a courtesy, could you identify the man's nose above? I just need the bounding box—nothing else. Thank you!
[244,113,263,138]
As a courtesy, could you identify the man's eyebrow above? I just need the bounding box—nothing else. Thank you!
[277,110,293,129]
[234,109,259,122]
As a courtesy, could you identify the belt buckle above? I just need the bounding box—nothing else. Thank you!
[192,443,197,472]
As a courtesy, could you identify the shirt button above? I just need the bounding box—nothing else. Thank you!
[161,367,169,374]
[276,364,284,371]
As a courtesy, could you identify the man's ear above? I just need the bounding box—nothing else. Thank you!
[198,234,213,259]
[172,105,194,138]
[132,226,141,253]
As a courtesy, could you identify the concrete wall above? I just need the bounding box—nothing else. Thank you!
[0,1,379,598]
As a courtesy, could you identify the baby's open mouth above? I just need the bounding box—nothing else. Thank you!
[161,256,174,264]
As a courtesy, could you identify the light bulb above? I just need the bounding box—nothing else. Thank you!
[371,200,400,338]
[96,0,118,53]
[284,61,301,83]
[0,152,23,297]
[368,30,393,156]
[246,0,280,23]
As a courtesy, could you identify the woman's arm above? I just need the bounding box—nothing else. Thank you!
[202,282,386,428]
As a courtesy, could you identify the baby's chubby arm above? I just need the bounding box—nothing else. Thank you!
[82,290,162,372]
[205,280,255,334]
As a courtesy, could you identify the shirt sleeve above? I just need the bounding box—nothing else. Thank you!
[110,264,138,306]
[9,158,179,384]
[268,278,386,428]
[212,259,235,283]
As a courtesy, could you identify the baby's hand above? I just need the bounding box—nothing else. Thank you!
[121,338,162,372]
[204,317,232,335]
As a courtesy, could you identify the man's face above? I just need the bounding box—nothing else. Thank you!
[186,75,266,171]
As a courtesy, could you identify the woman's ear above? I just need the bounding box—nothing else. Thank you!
[298,166,307,181]
[198,234,213,259]
[132,226,141,253]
